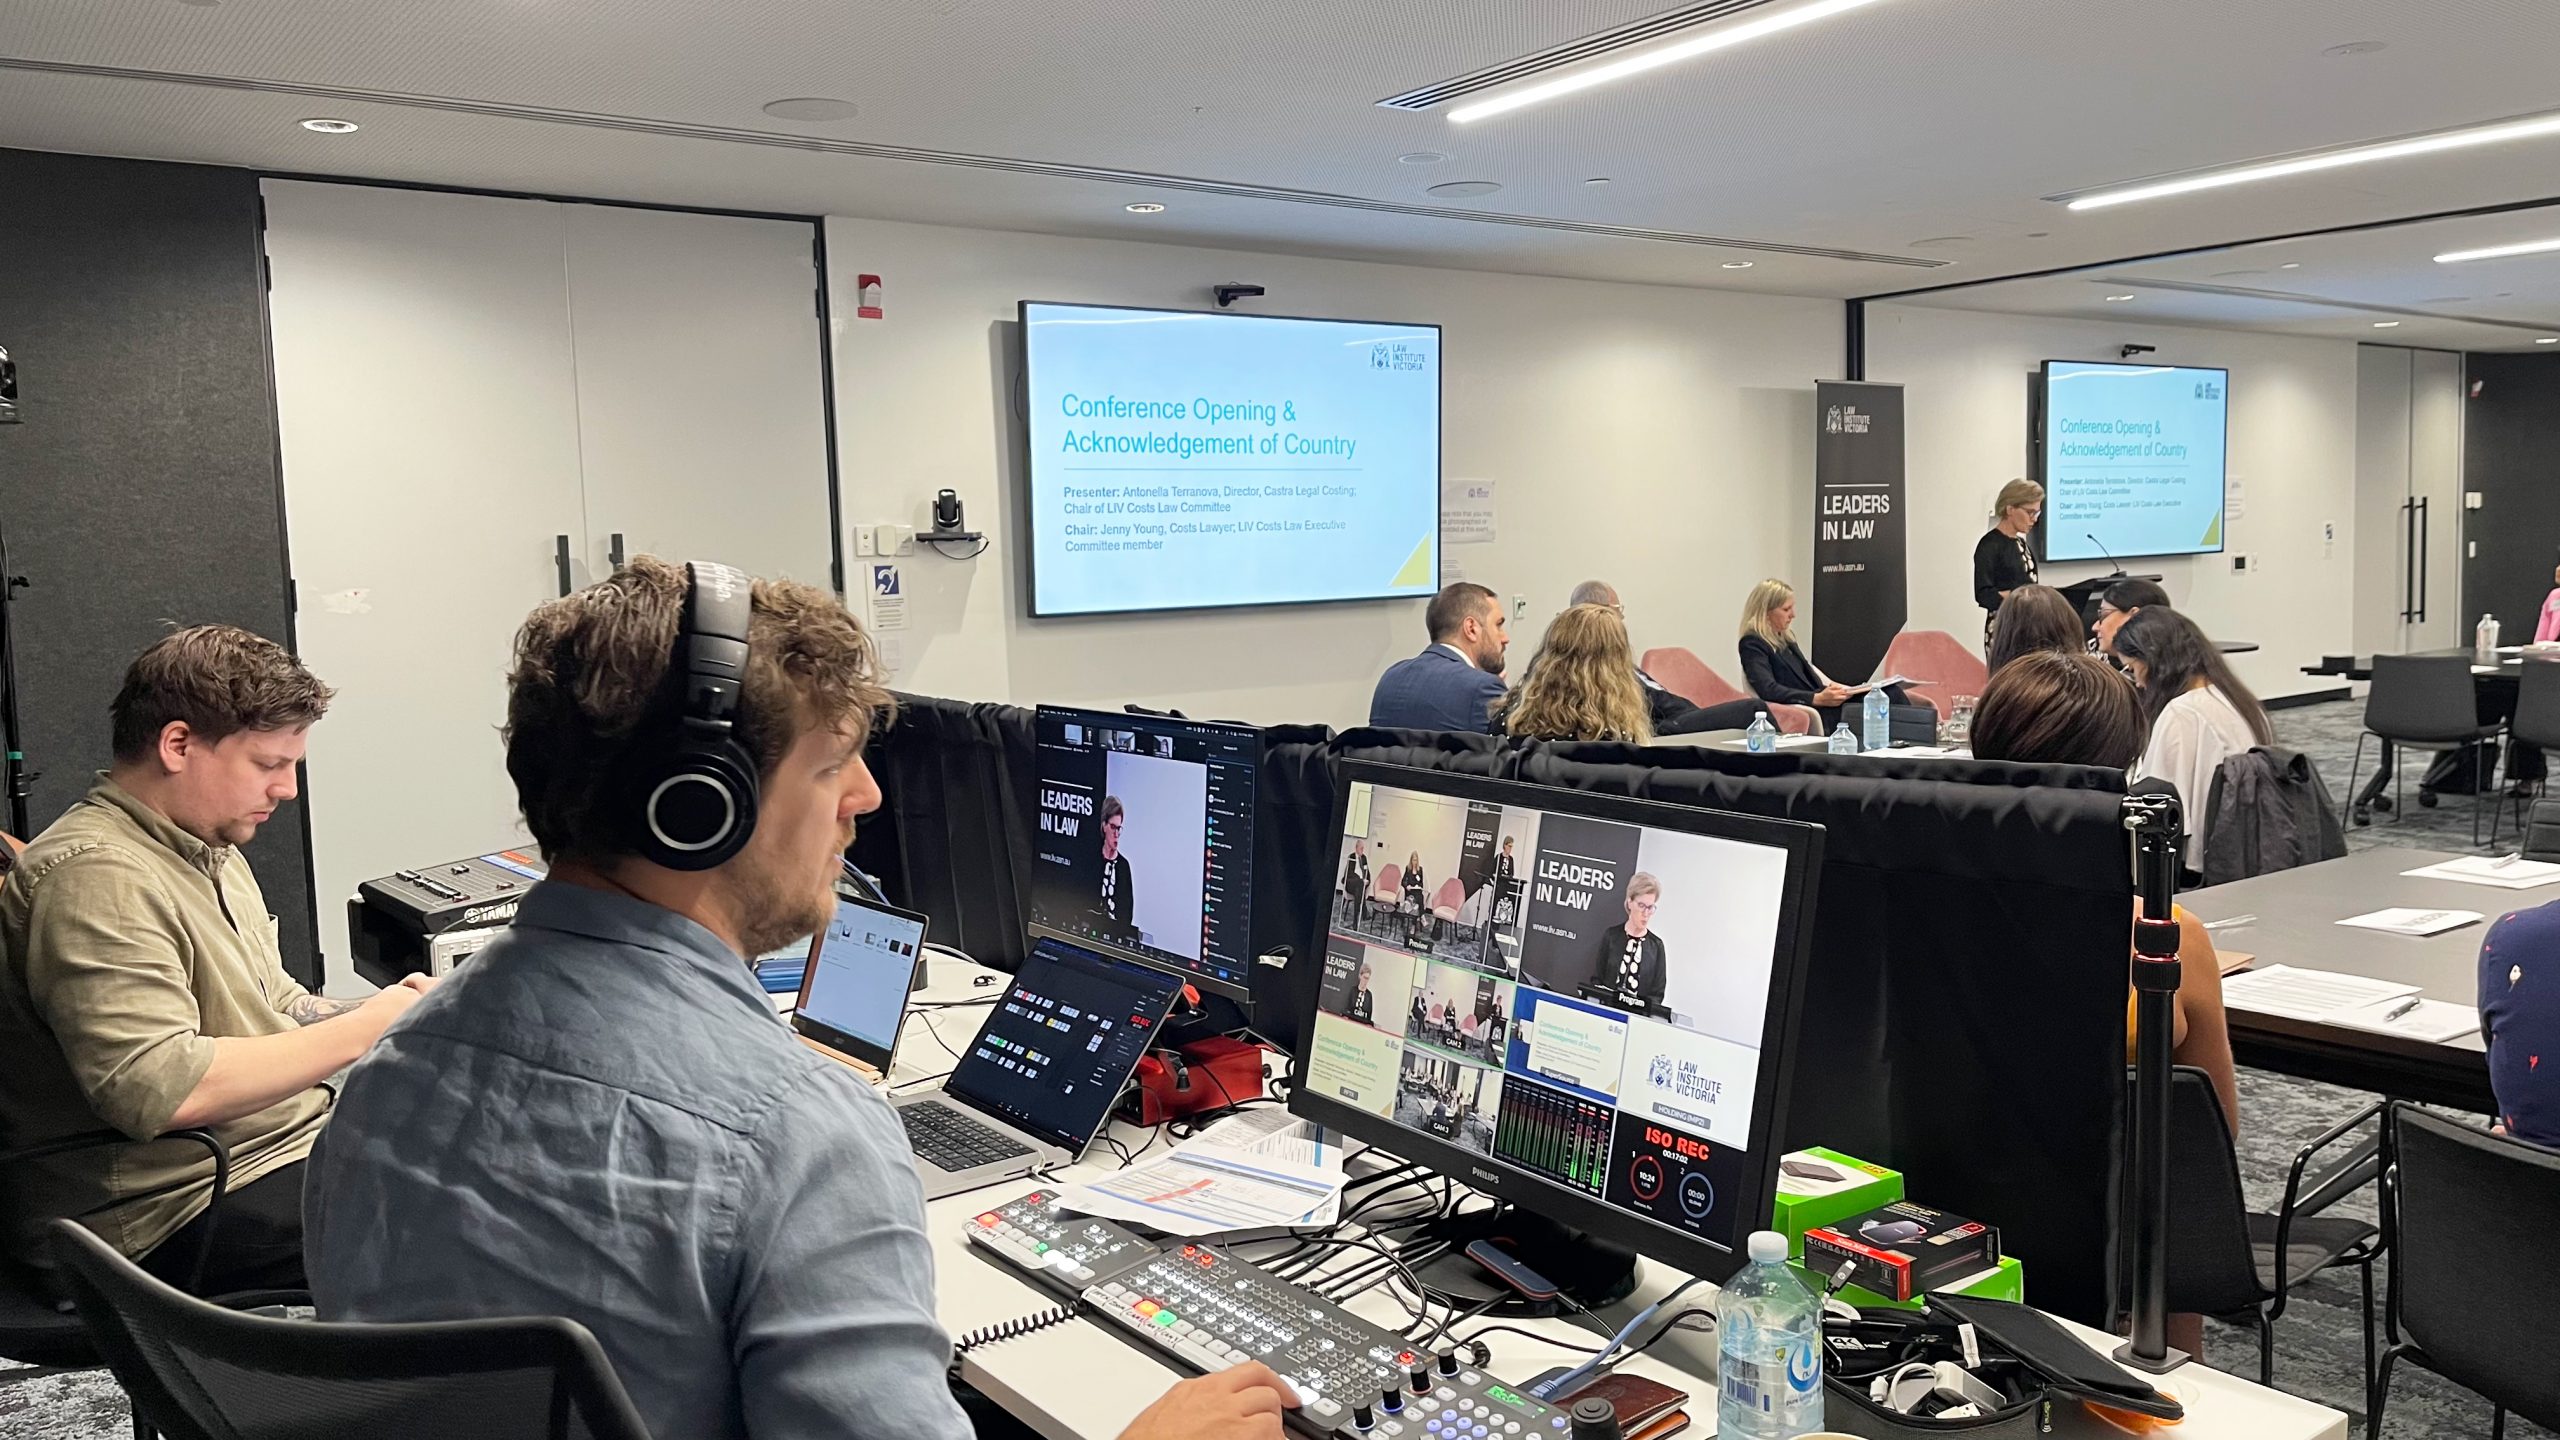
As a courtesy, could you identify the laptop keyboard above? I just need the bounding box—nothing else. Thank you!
[901,1100,1034,1173]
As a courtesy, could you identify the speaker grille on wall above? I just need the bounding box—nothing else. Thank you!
[1376,0,1787,110]
[0,55,1944,270]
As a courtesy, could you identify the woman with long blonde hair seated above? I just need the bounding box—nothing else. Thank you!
[1495,604,1655,743]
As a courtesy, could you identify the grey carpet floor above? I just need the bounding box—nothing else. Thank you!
[1,701,2538,1438]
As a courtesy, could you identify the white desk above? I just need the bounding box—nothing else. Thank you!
[873,958,2345,1440]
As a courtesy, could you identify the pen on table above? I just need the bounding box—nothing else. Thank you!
[2202,914,2255,931]
[2381,996,2422,1024]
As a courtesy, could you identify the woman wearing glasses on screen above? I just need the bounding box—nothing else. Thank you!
[1588,873,1668,1015]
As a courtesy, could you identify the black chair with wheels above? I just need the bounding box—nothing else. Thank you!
[2123,1067,2382,1389]
[48,1219,654,1440]
[2371,1104,2560,1439]
[2,1127,237,1440]
[2500,658,2560,833]
[2346,654,2504,845]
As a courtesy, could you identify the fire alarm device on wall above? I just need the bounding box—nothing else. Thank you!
[856,274,883,320]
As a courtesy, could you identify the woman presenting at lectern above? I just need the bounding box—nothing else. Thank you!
[1973,479,2044,653]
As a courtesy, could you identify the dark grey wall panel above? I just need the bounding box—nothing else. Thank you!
[2462,353,2560,645]
[0,148,317,983]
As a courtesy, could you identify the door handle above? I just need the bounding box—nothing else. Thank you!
[2415,497,2429,625]
[2400,499,2415,623]
[555,534,573,598]
[609,532,626,571]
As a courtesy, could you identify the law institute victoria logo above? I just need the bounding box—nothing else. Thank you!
[1370,340,1429,372]
[1647,1053,1674,1090]
[1825,404,1871,435]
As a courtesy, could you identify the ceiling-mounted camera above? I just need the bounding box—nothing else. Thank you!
[2119,344,2157,359]
[1213,283,1266,309]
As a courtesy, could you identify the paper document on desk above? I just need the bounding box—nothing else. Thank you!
[1771,733,1830,750]
[2326,996,2481,1044]
[1189,1110,1354,1169]
[1845,675,1927,694]
[2400,855,2560,890]
[2222,964,2419,1021]
[2336,907,2484,937]
[1054,1143,1347,1237]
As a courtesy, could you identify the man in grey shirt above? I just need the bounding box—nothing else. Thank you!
[306,557,1293,1440]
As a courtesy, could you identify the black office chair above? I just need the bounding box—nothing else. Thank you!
[2347,654,2504,845]
[2522,797,2560,864]
[2,1127,235,1433]
[48,1220,654,1440]
[2500,659,2560,835]
[2372,1105,2560,1438]
[2125,1067,2382,1389]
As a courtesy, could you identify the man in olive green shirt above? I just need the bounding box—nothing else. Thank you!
[0,625,432,1293]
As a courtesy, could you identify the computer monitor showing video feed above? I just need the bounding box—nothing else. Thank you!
[1028,705,1261,998]
[1292,762,1822,1282]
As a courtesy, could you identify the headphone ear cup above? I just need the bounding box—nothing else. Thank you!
[639,737,760,872]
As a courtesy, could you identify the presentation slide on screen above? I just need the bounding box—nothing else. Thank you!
[1023,302,1442,615]
[2042,362,2229,562]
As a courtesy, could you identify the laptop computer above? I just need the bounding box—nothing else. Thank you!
[789,893,931,1084]
[891,936,1184,1200]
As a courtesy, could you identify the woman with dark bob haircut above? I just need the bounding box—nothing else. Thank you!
[1986,584,2090,677]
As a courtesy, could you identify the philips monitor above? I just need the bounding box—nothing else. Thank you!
[2036,360,2230,563]
[1028,705,1261,999]
[1019,300,1443,617]
[1292,763,1822,1287]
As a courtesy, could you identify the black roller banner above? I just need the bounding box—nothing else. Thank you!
[1812,381,1906,684]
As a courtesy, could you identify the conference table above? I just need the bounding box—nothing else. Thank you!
[855,958,2348,1439]
[2182,847,2500,1112]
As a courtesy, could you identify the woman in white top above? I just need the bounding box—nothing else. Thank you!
[2113,607,2273,874]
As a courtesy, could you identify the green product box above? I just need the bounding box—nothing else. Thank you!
[1810,1253,2027,1313]
[1770,1146,1902,1257]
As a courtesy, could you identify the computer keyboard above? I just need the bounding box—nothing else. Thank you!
[902,1100,1034,1172]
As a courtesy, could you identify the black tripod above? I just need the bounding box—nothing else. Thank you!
[0,518,33,840]
[2117,789,2189,1374]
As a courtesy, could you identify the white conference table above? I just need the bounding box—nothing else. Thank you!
[856,955,2346,1440]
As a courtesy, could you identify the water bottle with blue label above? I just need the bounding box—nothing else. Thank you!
[1827,721,1858,754]
[1744,711,1777,754]
[1716,1230,1825,1438]
[1861,686,1890,752]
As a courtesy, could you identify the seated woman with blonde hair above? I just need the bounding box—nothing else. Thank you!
[1496,604,1654,743]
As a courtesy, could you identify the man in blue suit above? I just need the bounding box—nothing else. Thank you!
[1370,582,1510,733]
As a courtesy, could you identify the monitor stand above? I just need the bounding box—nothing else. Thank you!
[1405,1207,1640,1317]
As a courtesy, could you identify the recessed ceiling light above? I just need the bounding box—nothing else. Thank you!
[298,117,359,134]
[761,97,859,123]
[1584,177,1613,187]
[2372,321,2402,328]
[2062,106,2560,211]
[1721,260,1754,269]
[2436,235,2560,264]
[2538,337,2560,344]
[2323,40,2388,57]
[1124,202,1166,214]
[1398,151,1448,165]
[1448,0,1892,124]
[2104,294,2135,302]
[2280,262,2303,269]
[1427,180,1503,199]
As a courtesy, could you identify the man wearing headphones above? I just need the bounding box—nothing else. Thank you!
[305,558,1294,1440]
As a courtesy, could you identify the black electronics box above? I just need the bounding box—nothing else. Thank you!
[348,850,547,985]
[1803,1200,2000,1303]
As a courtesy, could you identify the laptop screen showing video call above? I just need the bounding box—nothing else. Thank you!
[1301,780,1792,1259]
[944,938,1184,1153]
[795,896,926,1056]
[1027,705,1259,995]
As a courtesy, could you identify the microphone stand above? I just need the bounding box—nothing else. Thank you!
[2116,790,2188,1374]
[0,518,32,840]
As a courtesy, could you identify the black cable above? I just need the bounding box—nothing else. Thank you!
[1455,1322,1607,1357]
[953,1303,1076,1354]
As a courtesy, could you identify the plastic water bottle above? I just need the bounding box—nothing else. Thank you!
[1861,686,1890,752]
[1743,711,1777,754]
[2479,613,2502,664]
[1827,721,1858,754]
[1717,1230,1825,1438]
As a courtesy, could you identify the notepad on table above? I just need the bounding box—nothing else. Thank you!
[2400,855,2560,890]
[2326,996,2481,1044]
[2335,907,2484,937]
[2222,964,2419,1022]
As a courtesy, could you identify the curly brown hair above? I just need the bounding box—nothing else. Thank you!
[110,625,334,762]
[503,556,893,863]
[1495,604,1653,744]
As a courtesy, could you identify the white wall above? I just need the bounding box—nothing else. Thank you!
[1866,304,2362,702]
[824,217,1841,728]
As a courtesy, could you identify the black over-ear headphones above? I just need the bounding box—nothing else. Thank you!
[636,560,759,872]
